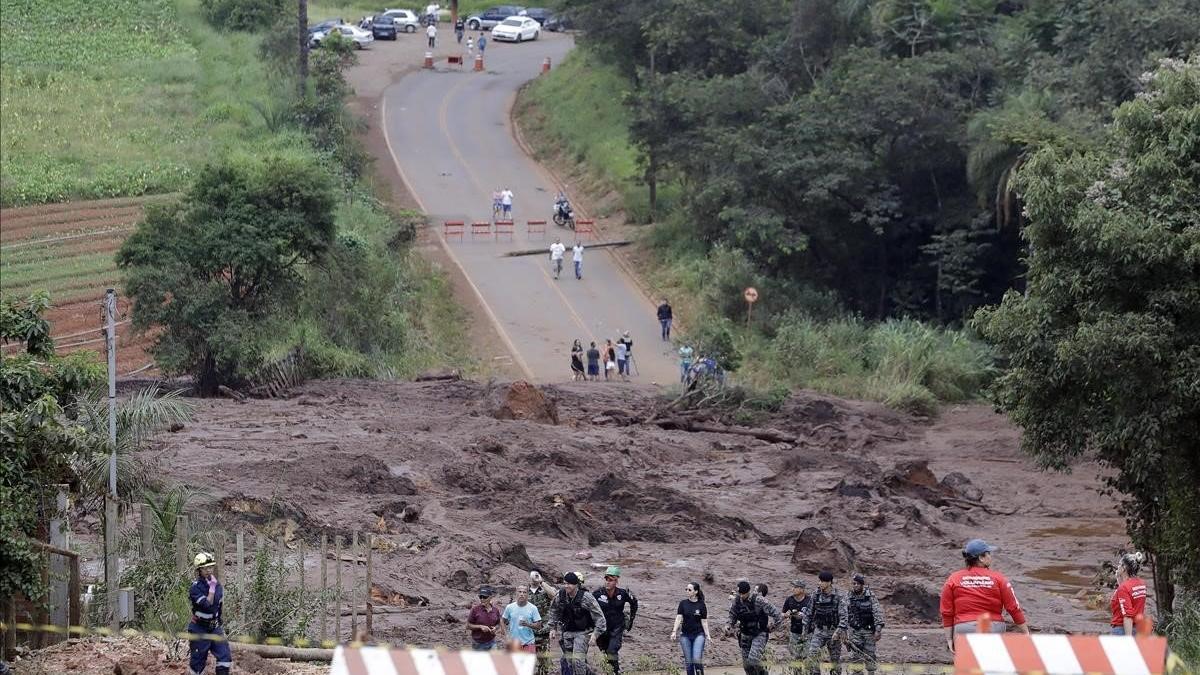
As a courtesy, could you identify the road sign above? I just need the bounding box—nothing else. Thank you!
[744,287,759,303]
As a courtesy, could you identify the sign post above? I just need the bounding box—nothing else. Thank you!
[743,287,759,325]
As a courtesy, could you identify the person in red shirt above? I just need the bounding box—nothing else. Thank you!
[940,539,1029,652]
[1111,552,1148,635]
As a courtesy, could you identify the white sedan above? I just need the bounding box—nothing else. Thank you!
[313,24,374,49]
[490,16,540,42]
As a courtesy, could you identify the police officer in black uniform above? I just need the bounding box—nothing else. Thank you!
[593,566,638,675]
[724,581,782,675]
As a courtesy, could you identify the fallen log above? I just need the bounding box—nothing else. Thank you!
[652,418,798,444]
[503,240,631,257]
[230,642,333,662]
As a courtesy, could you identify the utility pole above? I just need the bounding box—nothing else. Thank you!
[103,289,119,632]
[298,0,309,97]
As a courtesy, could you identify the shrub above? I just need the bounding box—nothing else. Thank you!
[200,0,287,31]
[686,319,742,372]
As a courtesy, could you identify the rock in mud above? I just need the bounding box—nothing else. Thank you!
[881,581,941,623]
[790,527,858,573]
[883,460,956,505]
[485,381,559,424]
[940,471,984,502]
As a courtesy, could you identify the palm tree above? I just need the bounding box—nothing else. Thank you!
[72,385,194,508]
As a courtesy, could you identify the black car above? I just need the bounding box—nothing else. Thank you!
[465,5,526,30]
[371,16,397,39]
[524,7,551,24]
[543,12,572,31]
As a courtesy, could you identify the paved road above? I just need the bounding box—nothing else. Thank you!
[380,32,679,384]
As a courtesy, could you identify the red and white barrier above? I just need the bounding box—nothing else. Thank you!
[954,633,1168,675]
[331,647,535,675]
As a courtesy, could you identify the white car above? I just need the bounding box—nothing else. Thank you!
[312,24,374,49]
[381,8,420,33]
[490,16,539,42]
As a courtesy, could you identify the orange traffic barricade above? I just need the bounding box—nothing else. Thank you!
[495,219,514,240]
[443,220,464,241]
[526,220,546,239]
[471,221,492,239]
[575,219,595,239]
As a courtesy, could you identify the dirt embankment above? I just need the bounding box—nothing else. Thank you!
[123,379,1133,667]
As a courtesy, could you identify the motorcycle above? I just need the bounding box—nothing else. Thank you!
[552,193,575,230]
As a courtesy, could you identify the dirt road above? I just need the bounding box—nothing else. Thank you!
[375,34,678,384]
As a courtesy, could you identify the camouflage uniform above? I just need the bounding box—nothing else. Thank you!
[726,594,783,675]
[846,588,884,675]
[529,584,555,675]
[802,589,848,675]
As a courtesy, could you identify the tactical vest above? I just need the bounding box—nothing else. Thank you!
[848,593,875,630]
[558,590,595,632]
[734,597,769,635]
[810,592,839,630]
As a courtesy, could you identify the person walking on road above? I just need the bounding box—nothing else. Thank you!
[679,343,695,384]
[671,581,711,675]
[593,566,638,675]
[550,239,566,279]
[846,575,884,675]
[188,552,233,675]
[802,570,848,675]
[478,34,487,55]
[548,572,607,675]
[657,299,673,341]
[939,539,1029,653]
[618,331,634,377]
[603,339,617,381]
[426,22,438,48]
[467,35,474,54]
[454,16,465,43]
[782,580,812,675]
[529,571,558,675]
[573,242,584,280]
[614,339,629,382]
[504,587,543,653]
[725,580,782,675]
[1111,552,1148,635]
[468,586,504,650]
[501,187,514,218]
[586,342,600,381]
[571,340,585,381]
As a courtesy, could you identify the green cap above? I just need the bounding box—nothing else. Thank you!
[605,565,621,577]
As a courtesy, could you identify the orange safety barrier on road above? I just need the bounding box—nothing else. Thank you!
[447,54,464,69]
[443,220,464,241]
[423,51,434,69]
[953,615,1168,675]
[332,646,535,675]
[575,219,595,239]
[471,221,492,239]
[495,219,514,240]
[526,220,546,239]
[541,56,551,74]
[474,54,484,71]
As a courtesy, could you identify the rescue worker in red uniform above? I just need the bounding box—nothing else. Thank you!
[939,539,1028,653]
[1111,552,1148,635]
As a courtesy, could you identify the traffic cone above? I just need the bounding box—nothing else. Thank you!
[424,51,434,69]
[541,56,551,74]
[474,53,484,71]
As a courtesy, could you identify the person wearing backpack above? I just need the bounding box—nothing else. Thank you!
[724,581,782,675]
[548,572,607,675]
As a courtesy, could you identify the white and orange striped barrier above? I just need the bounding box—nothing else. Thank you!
[331,647,536,675]
[954,633,1169,674]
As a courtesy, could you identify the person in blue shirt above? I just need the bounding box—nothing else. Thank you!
[502,587,543,652]
[188,552,232,675]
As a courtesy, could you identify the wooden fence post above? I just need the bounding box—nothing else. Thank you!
[140,502,153,558]
[215,531,226,583]
[298,538,306,617]
[365,534,373,641]
[320,533,328,644]
[236,531,245,627]
[350,530,358,640]
[334,535,342,642]
[175,514,190,576]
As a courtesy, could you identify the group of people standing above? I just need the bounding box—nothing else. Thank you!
[571,332,635,381]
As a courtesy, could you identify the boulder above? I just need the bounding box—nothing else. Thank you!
[790,527,857,574]
[883,460,955,505]
[485,381,559,425]
[940,471,984,502]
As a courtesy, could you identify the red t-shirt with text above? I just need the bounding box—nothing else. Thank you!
[940,566,1027,627]
[1111,577,1147,627]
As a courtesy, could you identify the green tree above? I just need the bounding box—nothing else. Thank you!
[0,294,103,601]
[118,154,337,394]
[974,56,1200,618]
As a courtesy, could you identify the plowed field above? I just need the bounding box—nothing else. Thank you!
[0,196,174,373]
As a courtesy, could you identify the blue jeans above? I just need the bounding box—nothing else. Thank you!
[574,260,582,279]
[660,318,672,340]
[679,634,706,675]
[472,640,496,650]
[1112,626,1126,635]
[681,362,692,383]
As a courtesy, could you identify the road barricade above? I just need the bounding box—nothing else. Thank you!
[443,220,464,241]
[526,220,546,239]
[471,221,492,240]
[447,54,464,69]
[331,646,535,675]
[495,219,514,240]
[574,219,595,239]
[953,614,1169,675]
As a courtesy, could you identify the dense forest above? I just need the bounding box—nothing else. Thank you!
[558,0,1199,322]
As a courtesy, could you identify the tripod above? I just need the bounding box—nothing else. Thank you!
[626,353,640,377]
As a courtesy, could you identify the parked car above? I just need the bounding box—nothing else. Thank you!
[312,24,374,49]
[523,7,552,24]
[371,15,398,39]
[491,15,539,41]
[380,8,420,32]
[465,5,526,30]
[308,18,344,36]
[543,12,572,31]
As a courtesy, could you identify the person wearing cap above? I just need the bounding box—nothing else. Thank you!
[781,580,813,674]
[1111,552,1148,635]
[617,332,634,377]
[503,587,543,653]
[528,570,558,675]
[724,579,782,675]
[592,566,639,675]
[187,552,232,675]
[939,539,1029,652]
[801,570,848,675]
[548,571,607,675]
[468,586,505,650]
[846,575,884,675]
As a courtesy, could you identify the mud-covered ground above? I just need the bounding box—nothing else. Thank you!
[91,378,1132,669]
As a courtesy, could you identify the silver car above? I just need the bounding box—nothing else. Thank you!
[381,8,421,33]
